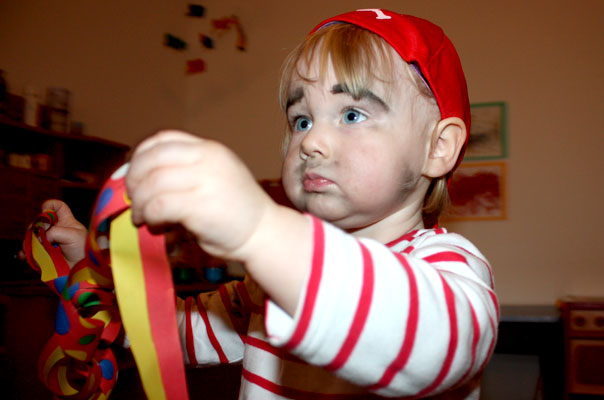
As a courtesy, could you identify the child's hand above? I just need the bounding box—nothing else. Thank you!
[41,199,88,267]
[126,130,273,261]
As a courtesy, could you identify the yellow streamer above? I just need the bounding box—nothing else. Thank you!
[31,234,58,282]
[57,366,78,395]
[41,346,64,382]
[109,210,167,399]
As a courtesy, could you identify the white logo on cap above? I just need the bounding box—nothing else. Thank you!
[356,9,392,20]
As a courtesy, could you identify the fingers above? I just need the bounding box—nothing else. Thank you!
[127,132,204,192]
[128,163,204,226]
[131,190,192,228]
[127,142,203,187]
[124,129,267,260]
[45,225,87,248]
[41,199,87,233]
[131,130,202,159]
[42,199,78,224]
[127,131,211,226]
[45,225,87,266]
[42,198,69,215]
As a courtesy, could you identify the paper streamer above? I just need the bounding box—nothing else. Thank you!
[24,163,190,400]
[24,211,120,399]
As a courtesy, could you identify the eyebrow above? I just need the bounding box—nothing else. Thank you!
[285,84,390,113]
[285,87,304,111]
[331,84,389,111]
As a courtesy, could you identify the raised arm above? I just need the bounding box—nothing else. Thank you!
[264,217,498,397]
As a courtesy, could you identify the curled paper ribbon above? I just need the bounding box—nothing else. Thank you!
[24,163,189,400]
[24,211,120,399]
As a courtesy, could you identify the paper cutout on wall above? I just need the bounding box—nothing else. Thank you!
[199,34,214,49]
[186,4,205,18]
[163,4,248,74]
[164,33,188,50]
[211,16,246,51]
[186,59,206,74]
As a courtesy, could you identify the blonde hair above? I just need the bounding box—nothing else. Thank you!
[279,23,449,226]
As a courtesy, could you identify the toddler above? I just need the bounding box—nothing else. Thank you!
[45,8,498,399]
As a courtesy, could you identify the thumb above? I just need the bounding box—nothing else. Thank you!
[41,199,84,228]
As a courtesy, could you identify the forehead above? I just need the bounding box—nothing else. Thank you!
[310,35,394,79]
[279,23,424,112]
[287,46,414,106]
[281,26,377,101]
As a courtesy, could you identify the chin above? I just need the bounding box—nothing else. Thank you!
[306,204,352,226]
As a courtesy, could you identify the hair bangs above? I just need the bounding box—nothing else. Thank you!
[279,23,395,112]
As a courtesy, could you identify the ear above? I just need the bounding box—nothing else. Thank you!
[423,117,466,178]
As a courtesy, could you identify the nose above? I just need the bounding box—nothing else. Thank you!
[300,124,330,161]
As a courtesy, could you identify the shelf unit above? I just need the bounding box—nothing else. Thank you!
[0,119,245,398]
[0,117,130,240]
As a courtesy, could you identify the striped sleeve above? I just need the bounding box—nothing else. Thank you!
[176,277,258,366]
[265,216,498,398]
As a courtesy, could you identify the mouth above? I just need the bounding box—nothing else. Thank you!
[302,172,333,192]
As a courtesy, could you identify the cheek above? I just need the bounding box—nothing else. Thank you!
[281,145,297,179]
[341,149,389,193]
[281,150,302,202]
[344,145,418,195]
[349,143,391,174]
[358,164,392,192]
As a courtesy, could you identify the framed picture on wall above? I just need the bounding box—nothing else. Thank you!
[463,102,508,160]
[443,161,507,221]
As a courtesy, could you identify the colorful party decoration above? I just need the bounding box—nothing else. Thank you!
[24,211,120,399]
[186,4,205,18]
[186,58,206,74]
[163,4,248,74]
[211,16,246,51]
[199,34,214,49]
[164,33,188,50]
[24,163,190,400]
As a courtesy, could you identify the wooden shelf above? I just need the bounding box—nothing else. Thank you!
[0,118,130,240]
[0,116,129,150]
[59,179,103,190]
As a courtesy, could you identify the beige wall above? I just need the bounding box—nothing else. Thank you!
[1,0,603,305]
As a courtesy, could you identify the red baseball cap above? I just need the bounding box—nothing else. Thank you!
[310,9,470,171]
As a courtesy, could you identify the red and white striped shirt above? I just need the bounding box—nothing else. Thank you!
[177,216,498,399]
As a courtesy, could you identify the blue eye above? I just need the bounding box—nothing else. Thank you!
[343,109,367,124]
[294,117,312,132]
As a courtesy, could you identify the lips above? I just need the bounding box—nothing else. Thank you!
[303,172,333,191]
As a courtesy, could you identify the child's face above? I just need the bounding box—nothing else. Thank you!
[281,53,434,235]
